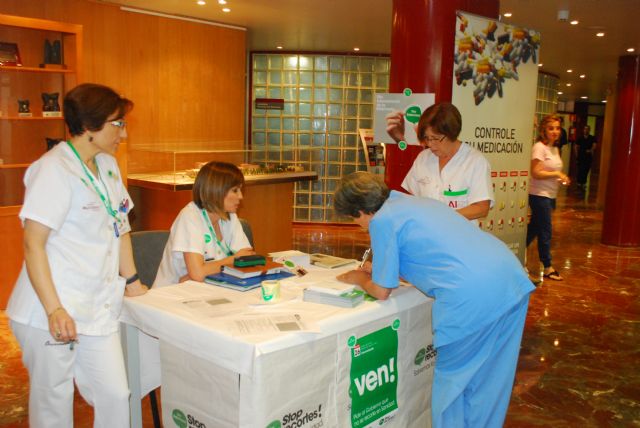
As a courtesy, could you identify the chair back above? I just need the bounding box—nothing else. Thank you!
[239,218,254,247]
[130,230,170,287]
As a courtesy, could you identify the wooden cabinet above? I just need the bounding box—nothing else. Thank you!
[0,14,82,307]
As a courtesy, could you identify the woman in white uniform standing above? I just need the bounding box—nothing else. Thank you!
[386,102,493,223]
[6,83,148,427]
[154,161,254,287]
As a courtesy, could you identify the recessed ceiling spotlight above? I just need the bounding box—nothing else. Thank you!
[596,32,605,37]
[218,0,226,4]
[538,63,543,67]
[353,47,360,52]
[570,20,579,25]
[557,91,563,95]
[602,100,607,103]
[580,96,588,99]
[627,47,636,52]
[566,69,573,73]
[566,83,572,87]
[503,12,512,17]
[579,74,585,79]
[276,46,283,50]
[222,7,230,12]
[197,0,206,4]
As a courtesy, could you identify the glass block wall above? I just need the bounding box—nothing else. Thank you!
[250,54,390,222]
[534,72,559,137]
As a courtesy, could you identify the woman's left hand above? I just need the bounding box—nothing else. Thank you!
[337,269,370,286]
[125,281,148,297]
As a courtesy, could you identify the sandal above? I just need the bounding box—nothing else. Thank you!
[543,270,563,281]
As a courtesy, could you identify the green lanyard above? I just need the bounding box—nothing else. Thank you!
[67,141,121,237]
[200,209,234,257]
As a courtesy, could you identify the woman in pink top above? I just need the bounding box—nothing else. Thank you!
[526,114,570,281]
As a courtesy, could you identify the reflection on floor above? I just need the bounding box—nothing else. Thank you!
[1,183,639,427]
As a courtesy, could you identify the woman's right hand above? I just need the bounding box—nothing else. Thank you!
[234,247,256,258]
[385,111,405,143]
[48,307,77,342]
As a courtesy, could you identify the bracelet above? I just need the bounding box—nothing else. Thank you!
[125,273,140,285]
[47,307,64,319]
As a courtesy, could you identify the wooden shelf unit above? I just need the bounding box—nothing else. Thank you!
[0,14,82,307]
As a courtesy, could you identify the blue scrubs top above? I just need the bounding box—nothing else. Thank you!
[370,191,534,347]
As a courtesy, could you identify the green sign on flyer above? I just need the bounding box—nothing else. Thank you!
[349,324,399,427]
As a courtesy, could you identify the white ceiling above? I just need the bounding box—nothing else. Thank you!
[107,0,640,103]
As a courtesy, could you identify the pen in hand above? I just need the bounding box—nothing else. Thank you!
[359,248,371,268]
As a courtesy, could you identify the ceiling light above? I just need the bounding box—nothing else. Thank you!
[566,69,572,73]
[222,7,230,12]
[353,47,360,52]
[596,32,605,37]
[602,100,607,103]
[570,20,579,25]
[218,0,226,3]
[580,74,586,79]
[276,46,283,50]
[538,63,543,67]
[580,96,588,99]
[557,91,563,95]
[197,0,206,4]
[566,83,572,87]
[503,12,512,17]
[628,48,636,52]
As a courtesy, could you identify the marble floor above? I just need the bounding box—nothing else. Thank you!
[1,182,639,427]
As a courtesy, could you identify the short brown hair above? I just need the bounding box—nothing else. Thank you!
[64,83,133,136]
[193,161,244,220]
[416,102,462,143]
[538,114,561,143]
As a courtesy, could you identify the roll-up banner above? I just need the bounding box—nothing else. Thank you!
[452,11,541,262]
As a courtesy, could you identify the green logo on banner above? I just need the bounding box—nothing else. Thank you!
[348,335,357,347]
[204,234,212,243]
[350,325,399,427]
[403,88,412,96]
[392,319,400,330]
[265,421,282,428]
[172,409,187,428]
[404,105,422,124]
[398,141,407,151]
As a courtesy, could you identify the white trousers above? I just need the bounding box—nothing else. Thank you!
[11,322,130,428]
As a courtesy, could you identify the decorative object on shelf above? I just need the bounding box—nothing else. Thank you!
[45,137,62,151]
[17,99,32,117]
[0,41,22,66]
[42,92,62,117]
[40,39,64,69]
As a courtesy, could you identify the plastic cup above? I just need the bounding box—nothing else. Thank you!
[261,280,281,302]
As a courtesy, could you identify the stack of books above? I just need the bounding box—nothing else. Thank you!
[302,282,365,308]
[205,260,294,291]
[309,253,355,269]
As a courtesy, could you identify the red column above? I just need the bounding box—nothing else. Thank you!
[602,55,640,246]
[385,0,499,190]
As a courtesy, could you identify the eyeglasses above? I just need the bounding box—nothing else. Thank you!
[421,134,446,143]
[109,120,127,129]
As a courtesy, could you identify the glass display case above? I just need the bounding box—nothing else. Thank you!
[127,143,317,191]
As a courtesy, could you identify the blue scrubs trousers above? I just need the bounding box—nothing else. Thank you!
[432,296,529,428]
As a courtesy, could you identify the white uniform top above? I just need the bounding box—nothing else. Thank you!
[401,143,494,224]
[6,143,133,336]
[153,201,251,288]
[529,142,563,199]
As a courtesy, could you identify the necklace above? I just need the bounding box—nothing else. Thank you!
[200,209,234,257]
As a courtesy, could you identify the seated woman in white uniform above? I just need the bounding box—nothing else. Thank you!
[6,83,148,427]
[154,161,255,287]
[386,102,493,223]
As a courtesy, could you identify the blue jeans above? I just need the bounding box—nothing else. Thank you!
[526,194,556,268]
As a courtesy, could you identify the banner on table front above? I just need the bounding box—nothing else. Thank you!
[452,11,541,262]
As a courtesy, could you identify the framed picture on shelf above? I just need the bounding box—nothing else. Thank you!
[0,42,22,66]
